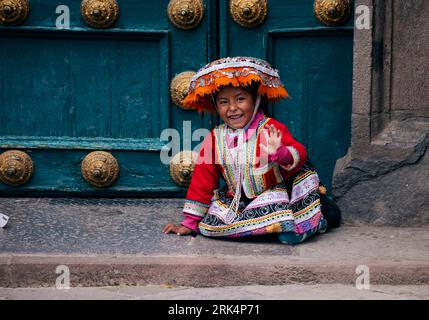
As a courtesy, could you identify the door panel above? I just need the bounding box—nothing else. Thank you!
[1,33,169,139]
[273,32,353,189]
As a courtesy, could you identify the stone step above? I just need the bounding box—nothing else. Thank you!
[1,253,429,288]
[0,198,428,287]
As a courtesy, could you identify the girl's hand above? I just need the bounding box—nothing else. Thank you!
[163,224,193,236]
[260,124,283,155]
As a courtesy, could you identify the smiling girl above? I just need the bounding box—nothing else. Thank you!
[163,57,337,244]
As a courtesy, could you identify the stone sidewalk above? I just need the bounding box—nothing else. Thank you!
[0,197,428,288]
[1,285,428,300]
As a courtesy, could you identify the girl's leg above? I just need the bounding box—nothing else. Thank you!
[278,217,327,245]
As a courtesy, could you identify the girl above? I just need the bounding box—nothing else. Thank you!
[163,57,338,244]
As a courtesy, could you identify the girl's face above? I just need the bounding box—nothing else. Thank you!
[215,86,255,129]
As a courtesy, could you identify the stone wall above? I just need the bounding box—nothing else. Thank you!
[332,0,429,226]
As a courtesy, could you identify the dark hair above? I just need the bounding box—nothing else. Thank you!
[259,98,271,117]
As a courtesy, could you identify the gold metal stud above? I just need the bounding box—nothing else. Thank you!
[170,150,198,187]
[230,0,267,28]
[167,0,204,30]
[81,0,119,29]
[170,71,196,109]
[81,151,119,187]
[0,150,33,186]
[0,0,29,25]
[314,0,352,26]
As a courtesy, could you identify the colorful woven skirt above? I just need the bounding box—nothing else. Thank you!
[198,162,323,238]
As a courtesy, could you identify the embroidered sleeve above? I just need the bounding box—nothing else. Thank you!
[183,200,210,218]
[182,131,219,223]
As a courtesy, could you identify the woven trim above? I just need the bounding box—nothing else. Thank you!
[192,61,280,80]
[198,210,294,237]
[183,200,209,218]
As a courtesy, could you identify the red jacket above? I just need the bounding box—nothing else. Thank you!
[181,114,307,230]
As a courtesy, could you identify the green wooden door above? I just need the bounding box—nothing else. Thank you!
[0,0,352,195]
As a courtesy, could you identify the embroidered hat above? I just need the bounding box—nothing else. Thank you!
[182,56,289,112]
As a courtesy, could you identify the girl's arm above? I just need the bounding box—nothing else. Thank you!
[181,131,219,231]
[163,132,219,235]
